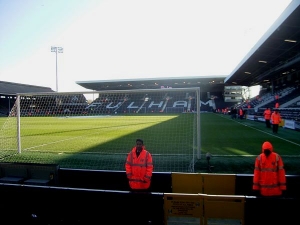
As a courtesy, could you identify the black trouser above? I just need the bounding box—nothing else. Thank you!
[272,124,279,133]
[265,119,271,128]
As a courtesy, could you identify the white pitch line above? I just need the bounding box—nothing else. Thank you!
[24,135,90,151]
[219,114,300,147]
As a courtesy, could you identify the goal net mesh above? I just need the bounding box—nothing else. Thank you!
[0,88,200,172]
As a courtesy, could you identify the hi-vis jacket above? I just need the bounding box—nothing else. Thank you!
[271,112,281,125]
[253,143,286,196]
[263,109,271,120]
[125,146,153,190]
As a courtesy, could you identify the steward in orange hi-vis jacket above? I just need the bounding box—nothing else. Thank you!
[125,139,153,191]
[263,107,272,128]
[271,109,282,134]
[253,141,286,196]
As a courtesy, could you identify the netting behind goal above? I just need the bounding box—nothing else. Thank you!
[0,88,201,172]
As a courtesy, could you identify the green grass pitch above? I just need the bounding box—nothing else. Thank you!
[0,113,299,174]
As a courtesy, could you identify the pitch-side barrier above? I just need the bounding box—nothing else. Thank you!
[0,163,299,225]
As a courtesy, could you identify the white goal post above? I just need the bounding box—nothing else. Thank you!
[0,87,201,172]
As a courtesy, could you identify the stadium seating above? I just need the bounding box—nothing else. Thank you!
[0,162,59,186]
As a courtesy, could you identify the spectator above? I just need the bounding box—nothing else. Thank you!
[239,108,244,119]
[253,141,286,197]
[271,109,282,134]
[125,139,153,191]
[263,107,272,128]
[231,107,237,119]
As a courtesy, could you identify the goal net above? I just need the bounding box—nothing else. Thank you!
[0,88,201,172]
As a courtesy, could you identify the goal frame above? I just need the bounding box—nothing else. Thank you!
[4,87,201,172]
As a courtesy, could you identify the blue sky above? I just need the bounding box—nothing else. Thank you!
[0,0,292,92]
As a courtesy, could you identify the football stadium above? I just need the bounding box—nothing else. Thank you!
[0,2,300,225]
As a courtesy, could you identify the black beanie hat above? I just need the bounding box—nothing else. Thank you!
[136,139,143,144]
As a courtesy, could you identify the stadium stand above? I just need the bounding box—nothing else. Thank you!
[0,81,54,116]
[1,1,300,224]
